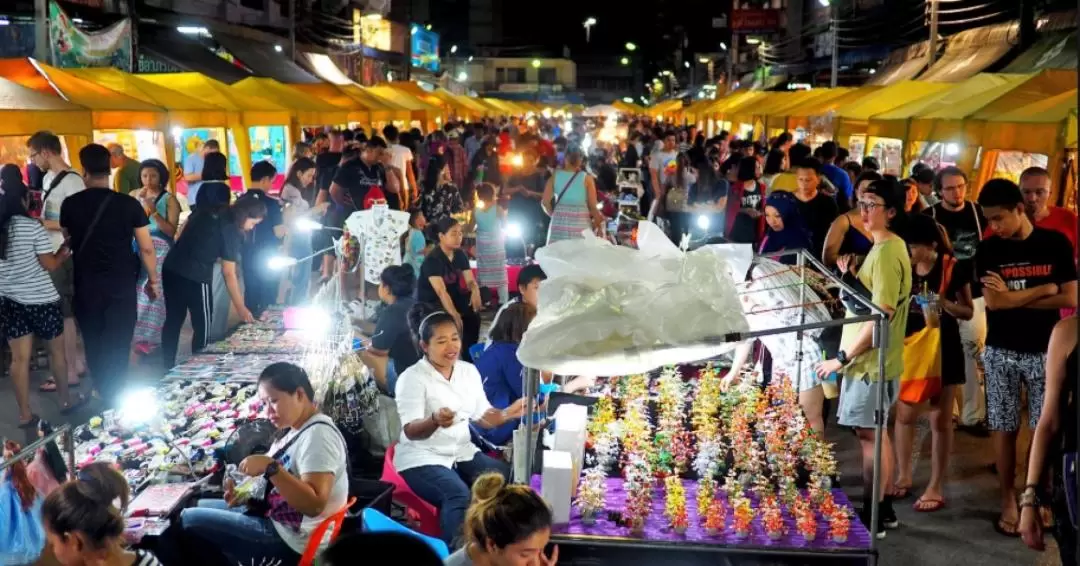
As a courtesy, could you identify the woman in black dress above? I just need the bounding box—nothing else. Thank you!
[415,217,483,361]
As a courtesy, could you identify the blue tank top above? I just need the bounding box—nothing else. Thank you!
[552,170,587,207]
[147,192,172,242]
[839,216,873,257]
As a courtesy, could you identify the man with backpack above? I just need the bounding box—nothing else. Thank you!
[27,130,86,392]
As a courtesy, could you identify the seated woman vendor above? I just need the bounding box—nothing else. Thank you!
[168,362,350,565]
[394,307,523,547]
[361,265,421,395]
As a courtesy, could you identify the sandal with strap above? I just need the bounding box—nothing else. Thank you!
[994,516,1021,538]
[40,377,81,392]
[914,495,946,512]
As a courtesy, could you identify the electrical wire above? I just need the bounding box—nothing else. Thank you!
[933,0,1008,15]
[936,9,1012,25]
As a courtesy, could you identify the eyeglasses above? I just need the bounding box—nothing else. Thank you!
[857,201,885,212]
[28,151,40,160]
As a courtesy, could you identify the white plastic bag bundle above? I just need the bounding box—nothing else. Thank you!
[517,221,751,375]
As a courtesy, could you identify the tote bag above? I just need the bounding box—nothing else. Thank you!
[899,255,956,404]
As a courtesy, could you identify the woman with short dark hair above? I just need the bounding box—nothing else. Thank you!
[168,362,349,565]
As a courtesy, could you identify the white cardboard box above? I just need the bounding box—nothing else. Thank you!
[541,450,574,525]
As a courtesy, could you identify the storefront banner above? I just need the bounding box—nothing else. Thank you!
[48,0,133,70]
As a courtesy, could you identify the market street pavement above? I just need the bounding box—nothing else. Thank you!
[0,350,1061,566]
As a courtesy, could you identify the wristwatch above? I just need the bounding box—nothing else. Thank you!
[836,350,849,365]
[264,461,280,480]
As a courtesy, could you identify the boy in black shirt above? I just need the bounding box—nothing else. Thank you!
[361,265,419,396]
[975,179,1077,536]
[793,158,839,261]
[926,166,989,430]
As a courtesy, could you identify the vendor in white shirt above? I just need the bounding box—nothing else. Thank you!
[394,308,524,547]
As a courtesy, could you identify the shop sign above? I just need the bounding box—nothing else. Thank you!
[731,9,781,33]
[48,0,132,70]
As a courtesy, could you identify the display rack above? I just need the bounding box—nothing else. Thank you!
[0,423,75,479]
[517,248,891,566]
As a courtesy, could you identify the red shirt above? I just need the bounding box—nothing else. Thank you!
[1035,206,1078,257]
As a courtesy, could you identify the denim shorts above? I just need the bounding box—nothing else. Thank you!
[838,375,898,429]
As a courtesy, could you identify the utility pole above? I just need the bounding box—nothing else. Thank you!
[288,0,296,63]
[727,34,737,94]
[34,0,48,62]
[928,0,939,66]
[829,0,839,88]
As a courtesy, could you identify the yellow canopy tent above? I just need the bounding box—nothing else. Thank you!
[832,81,955,143]
[140,73,291,188]
[386,81,474,119]
[0,75,93,169]
[464,97,502,116]
[758,89,838,138]
[1068,108,1078,149]
[286,83,377,124]
[233,78,350,129]
[363,85,442,131]
[650,99,682,120]
[707,91,768,133]
[481,98,519,116]
[64,67,231,131]
[782,87,880,137]
[612,100,645,115]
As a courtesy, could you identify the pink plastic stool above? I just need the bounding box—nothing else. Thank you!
[381,443,441,538]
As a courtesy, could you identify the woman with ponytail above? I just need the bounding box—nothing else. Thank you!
[445,472,557,566]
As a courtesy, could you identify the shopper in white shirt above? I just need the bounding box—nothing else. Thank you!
[0,171,81,425]
[394,308,524,547]
[384,125,418,209]
[27,130,87,392]
[169,362,349,565]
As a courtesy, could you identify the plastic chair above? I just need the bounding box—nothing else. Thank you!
[380,443,441,537]
[299,496,357,566]
[361,507,450,559]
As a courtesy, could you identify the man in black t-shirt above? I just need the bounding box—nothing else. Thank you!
[60,144,156,409]
[313,132,342,205]
[240,162,285,316]
[975,179,1077,536]
[793,158,839,261]
[925,166,989,428]
[361,266,420,396]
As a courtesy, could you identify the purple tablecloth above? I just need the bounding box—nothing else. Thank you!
[529,475,871,550]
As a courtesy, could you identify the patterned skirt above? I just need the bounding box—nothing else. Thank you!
[133,235,170,348]
[547,203,592,245]
[476,229,508,289]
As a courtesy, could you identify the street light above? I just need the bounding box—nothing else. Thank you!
[684,61,690,68]
[818,0,830,5]
[531,59,542,68]
[457,71,468,81]
[719,42,728,51]
[620,57,629,65]
[450,45,458,54]
[583,17,597,43]
[625,42,637,51]
[661,70,672,76]
[698,56,710,64]
[745,37,761,45]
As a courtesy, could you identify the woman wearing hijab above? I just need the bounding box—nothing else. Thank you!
[760,192,813,262]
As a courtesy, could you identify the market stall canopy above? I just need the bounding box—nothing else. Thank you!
[138,24,251,85]
[64,67,231,129]
[758,89,836,132]
[782,87,877,133]
[298,53,352,85]
[907,69,1076,145]
[287,83,378,123]
[650,99,683,117]
[612,100,645,115]
[583,104,619,117]
[213,33,320,84]
[833,80,955,142]
[338,84,412,123]
[482,97,520,116]
[387,81,486,119]
[139,73,291,127]
[233,78,349,126]
[363,85,443,124]
[917,22,1019,83]
[706,91,767,117]
[869,41,934,86]
[0,58,168,131]
[0,75,92,136]
[866,73,1021,140]
[1004,32,1077,73]
[970,88,1078,155]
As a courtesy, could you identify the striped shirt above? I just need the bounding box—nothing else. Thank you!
[0,216,60,305]
[133,550,163,566]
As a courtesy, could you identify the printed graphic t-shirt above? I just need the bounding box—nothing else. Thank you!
[977,227,1077,353]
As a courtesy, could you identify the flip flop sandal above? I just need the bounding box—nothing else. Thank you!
[994,516,1021,538]
[892,485,913,500]
[18,414,40,429]
[60,394,89,415]
[40,378,81,392]
[914,496,946,512]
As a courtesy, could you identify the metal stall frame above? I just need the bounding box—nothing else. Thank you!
[517,248,891,565]
[0,424,75,479]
